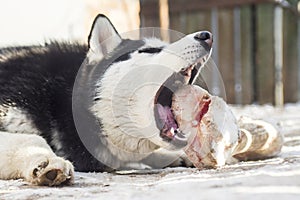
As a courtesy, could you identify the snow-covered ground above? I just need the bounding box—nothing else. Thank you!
[1,104,300,200]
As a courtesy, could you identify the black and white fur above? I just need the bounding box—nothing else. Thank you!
[0,14,212,186]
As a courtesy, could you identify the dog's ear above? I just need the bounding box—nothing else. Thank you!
[87,14,122,62]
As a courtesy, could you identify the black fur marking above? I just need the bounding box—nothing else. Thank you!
[0,42,117,172]
[92,39,145,83]
[114,50,135,62]
[189,68,198,84]
[138,47,163,54]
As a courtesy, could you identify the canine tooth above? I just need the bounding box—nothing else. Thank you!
[170,127,175,136]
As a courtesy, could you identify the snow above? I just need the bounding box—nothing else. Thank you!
[1,104,300,200]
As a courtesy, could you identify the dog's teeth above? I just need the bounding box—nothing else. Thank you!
[170,127,175,136]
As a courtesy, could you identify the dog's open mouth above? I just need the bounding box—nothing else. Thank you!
[154,52,211,149]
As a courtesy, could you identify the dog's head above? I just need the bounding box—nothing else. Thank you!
[87,14,213,155]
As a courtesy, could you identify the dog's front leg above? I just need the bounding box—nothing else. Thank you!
[0,132,74,186]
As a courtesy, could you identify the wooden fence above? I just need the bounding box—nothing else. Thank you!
[140,0,300,105]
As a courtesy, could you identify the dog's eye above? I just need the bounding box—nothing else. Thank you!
[138,47,163,54]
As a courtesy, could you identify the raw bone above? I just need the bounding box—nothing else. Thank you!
[172,85,283,169]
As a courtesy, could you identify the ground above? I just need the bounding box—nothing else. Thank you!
[1,103,300,200]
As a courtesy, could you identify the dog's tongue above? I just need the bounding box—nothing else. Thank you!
[156,104,178,130]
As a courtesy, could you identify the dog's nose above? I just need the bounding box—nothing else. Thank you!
[194,31,213,48]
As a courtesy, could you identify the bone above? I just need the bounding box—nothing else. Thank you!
[233,117,284,161]
[172,85,283,169]
[171,85,211,134]
[172,85,239,168]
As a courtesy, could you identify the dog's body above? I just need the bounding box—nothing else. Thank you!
[0,15,214,185]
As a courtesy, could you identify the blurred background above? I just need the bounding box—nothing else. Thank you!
[0,0,299,105]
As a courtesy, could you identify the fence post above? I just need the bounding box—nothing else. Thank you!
[274,5,284,107]
[251,5,258,103]
[159,0,170,42]
[234,7,242,104]
[298,2,300,101]
[211,8,221,98]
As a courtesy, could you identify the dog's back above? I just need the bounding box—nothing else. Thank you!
[0,43,112,171]
[0,42,86,137]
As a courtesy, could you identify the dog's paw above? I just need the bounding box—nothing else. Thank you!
[30,157,74,186]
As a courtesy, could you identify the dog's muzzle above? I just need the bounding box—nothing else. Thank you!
[154,31,213,150]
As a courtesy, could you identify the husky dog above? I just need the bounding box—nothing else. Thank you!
[0,14,212,186]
